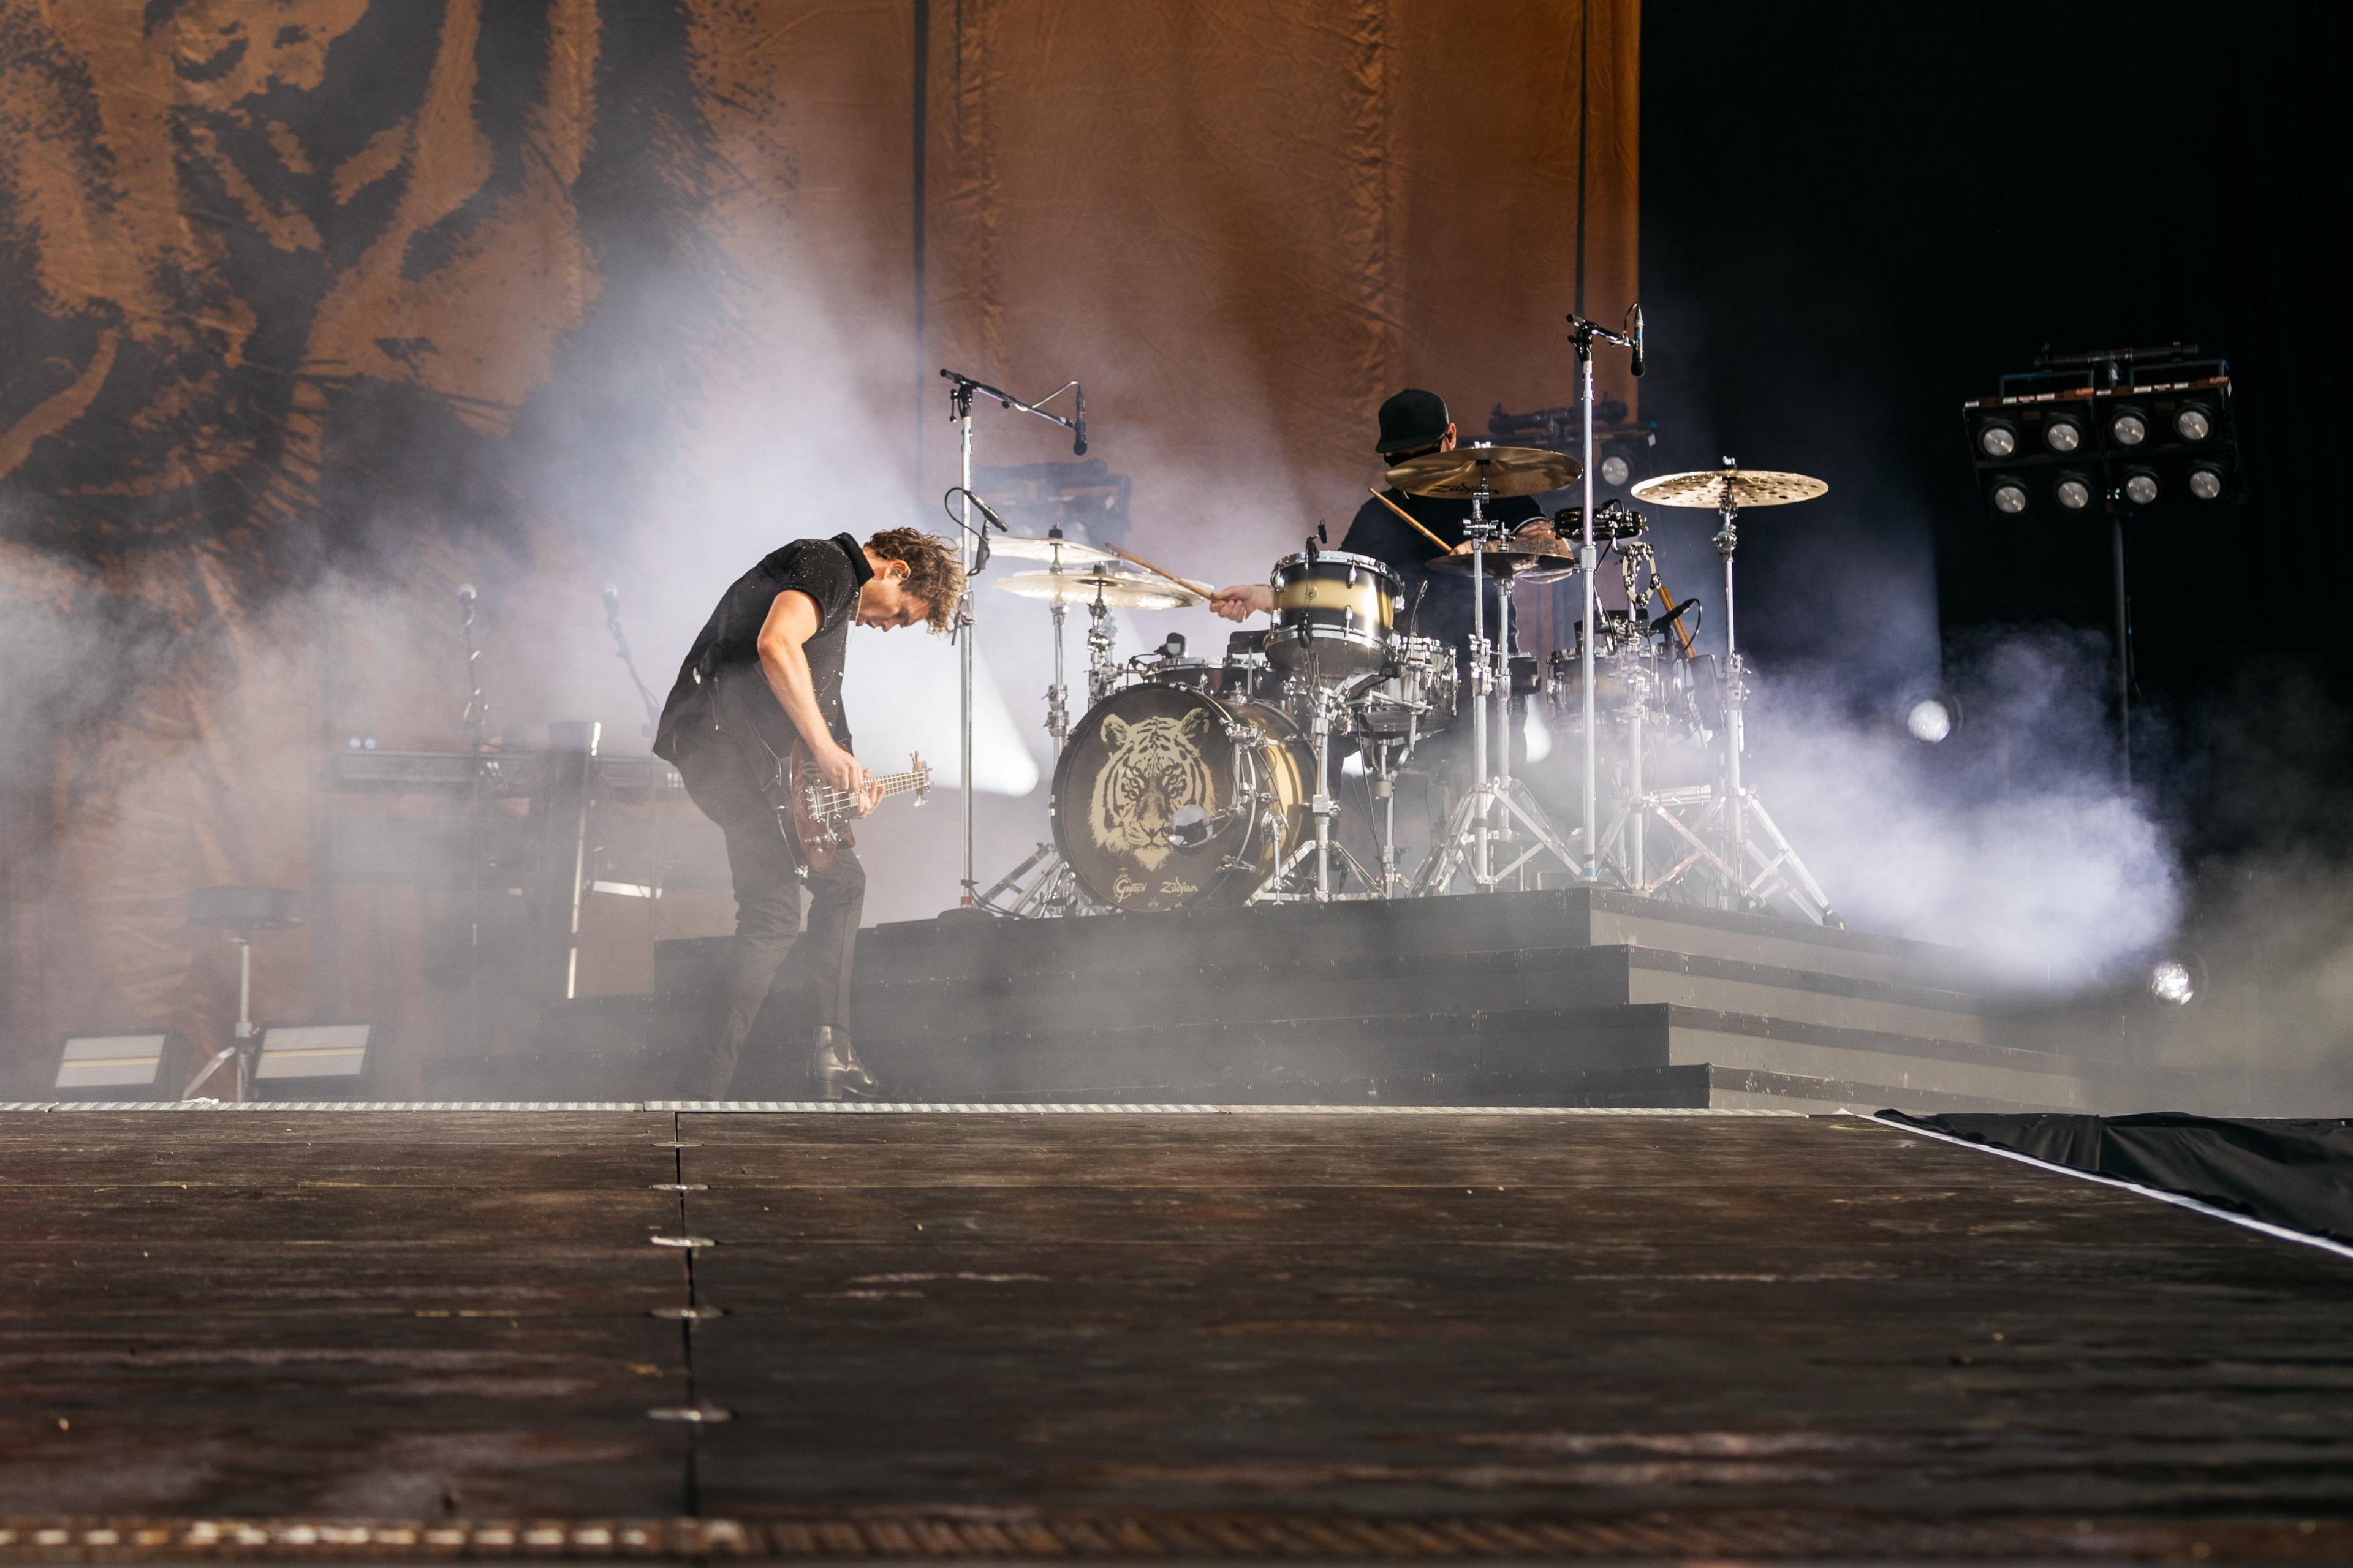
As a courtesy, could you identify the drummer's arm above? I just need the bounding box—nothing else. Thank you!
[1209,585,1273,622]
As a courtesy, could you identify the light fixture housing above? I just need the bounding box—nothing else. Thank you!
[1962,349,2240,521]
[2187,463,2225,500]
[2109,406,2150,447]
[2054,473,2093,510]
[2173,403,2213,441]
[251,1022,379,1101]
[53,1032,177,1100]
[1977,419,2020,458]
[2042,415,2084,453]
[1990,479,2030,515]
[2121,469,2160,506]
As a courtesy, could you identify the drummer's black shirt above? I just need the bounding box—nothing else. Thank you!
[1336,489,1544,660]
[654,533,873,773]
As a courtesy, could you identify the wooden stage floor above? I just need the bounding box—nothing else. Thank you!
[1,1105,2348,1562]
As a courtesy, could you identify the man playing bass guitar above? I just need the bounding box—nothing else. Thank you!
[654,528,963,1100]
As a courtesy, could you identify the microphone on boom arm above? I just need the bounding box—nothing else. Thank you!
[1628,302,1646,379]
[1073,383,1088,456]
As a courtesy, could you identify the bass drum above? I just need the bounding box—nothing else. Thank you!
[1051,683,1311,911]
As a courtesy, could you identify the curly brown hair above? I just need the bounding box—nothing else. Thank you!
[866,527,964,633]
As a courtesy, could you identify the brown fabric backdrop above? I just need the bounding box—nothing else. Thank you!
[0,0,1636,1091]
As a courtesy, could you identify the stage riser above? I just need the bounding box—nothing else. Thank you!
[422,891,2194,1112]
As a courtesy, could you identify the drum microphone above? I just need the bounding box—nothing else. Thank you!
[1629,303,1646,378]
[1072,383,1087,456]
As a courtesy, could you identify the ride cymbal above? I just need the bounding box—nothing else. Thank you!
[1385,444,1582,499]
[1629,467,1828,509]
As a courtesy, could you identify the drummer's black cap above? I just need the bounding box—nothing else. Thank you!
[1375,388,1450,456]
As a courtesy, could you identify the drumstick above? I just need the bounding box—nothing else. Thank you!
[1096,541,1213,599]
[1366,487,1457,556]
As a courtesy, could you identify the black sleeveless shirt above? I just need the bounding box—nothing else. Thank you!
[653,534,873,766]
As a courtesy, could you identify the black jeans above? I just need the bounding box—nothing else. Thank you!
[681,809,865,1100]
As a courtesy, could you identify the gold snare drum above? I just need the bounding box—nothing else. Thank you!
[1264,550,1399,675]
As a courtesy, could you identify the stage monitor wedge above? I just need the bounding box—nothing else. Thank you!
[252,1023,378,1101]
[53,1032,176,1100]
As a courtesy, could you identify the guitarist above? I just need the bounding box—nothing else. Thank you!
[654,528,961,1099]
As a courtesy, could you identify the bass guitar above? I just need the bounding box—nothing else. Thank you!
[713,662,931,876]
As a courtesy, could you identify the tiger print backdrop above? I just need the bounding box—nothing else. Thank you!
[0,0,1638,1091]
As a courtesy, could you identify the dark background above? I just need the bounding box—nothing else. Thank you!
[1639,1,2353,855]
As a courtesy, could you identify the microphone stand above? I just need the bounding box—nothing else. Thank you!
[601,589,661,740]
[938,369,1086,912]
[1565,308,1642,884]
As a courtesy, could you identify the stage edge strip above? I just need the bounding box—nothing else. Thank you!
[0,1100,1806,1116]
[1860,1110,2353,1264]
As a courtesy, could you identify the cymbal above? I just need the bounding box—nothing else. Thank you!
[1386,444,1582,499]
[989,532,1113,566]
[1629,467,1828,509]
[995,569,1203,610]
[1424,537,1582,580]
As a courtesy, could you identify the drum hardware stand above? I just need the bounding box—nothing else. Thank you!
[1413,480,1582,895]
[939,369,1086,909]
[1632,461,1838,926]
[1566,305,1644,884]
[1257,677,1374,902]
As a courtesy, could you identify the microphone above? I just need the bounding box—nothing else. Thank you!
[1072,383,1087,456]
[456,583,477,603]
[1628,303,1646,378]
[599,583,619,610]
[964,490,1012,534]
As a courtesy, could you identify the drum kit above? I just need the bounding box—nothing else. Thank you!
[971,450,1841,925]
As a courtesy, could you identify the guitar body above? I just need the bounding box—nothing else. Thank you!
[710,662,926,879]
[784,740,849,875]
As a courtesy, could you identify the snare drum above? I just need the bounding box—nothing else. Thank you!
[1352,636,1460,738]
[1264,550,1398,675]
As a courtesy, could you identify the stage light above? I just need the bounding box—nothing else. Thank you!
[2148,958,2197,1007]
[251,1023,377,1100]
[1990,479,2030,515]
[1977,420,2019,458]
[2109,407,2150,447]
[53,1032,174,1099]
[2173,403,2213,441]
[2187,463,2225,500]
[2054,474,2093,510]
[2122,469,2159,506]
[1599,453,1632,487]
[1905,699,1954,744]
[2042,415,2083,453]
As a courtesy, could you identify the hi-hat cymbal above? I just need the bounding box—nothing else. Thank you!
[1424,537,1582,580]
[1386,444,1582,499]
[996,569,1203,610]
[990,532,1114,566]
[1629,467,1828,509]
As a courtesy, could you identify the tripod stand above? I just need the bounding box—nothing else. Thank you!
[1624,461,1840,926]
[939,369,1086,910]
[1411,481,1584,895]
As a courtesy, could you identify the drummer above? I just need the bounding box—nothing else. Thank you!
[1207,388,1546,668]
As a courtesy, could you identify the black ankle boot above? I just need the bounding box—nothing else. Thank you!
[813,1026,878,1101]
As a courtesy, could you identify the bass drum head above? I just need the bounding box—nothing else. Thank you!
[1052,683,1308,911]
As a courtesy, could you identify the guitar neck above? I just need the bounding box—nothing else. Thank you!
[805,766,930,819]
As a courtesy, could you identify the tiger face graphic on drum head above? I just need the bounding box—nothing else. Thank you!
[1089,707,1216,871]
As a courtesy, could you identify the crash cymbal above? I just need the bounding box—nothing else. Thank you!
[1629,466,1828,509]
[989,532,1114,566]
[996,569,1203,610]
[1424,537,1583,580]
[1385,444,1582,499]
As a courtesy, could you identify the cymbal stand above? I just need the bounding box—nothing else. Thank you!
[1634,466,1837,925]
[1414,483,1582,895]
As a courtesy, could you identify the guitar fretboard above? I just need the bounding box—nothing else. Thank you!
[805,767,930,822]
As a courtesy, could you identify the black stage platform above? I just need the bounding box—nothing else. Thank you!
[438,890,2216,1113]
[1,1104,2348,1561]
